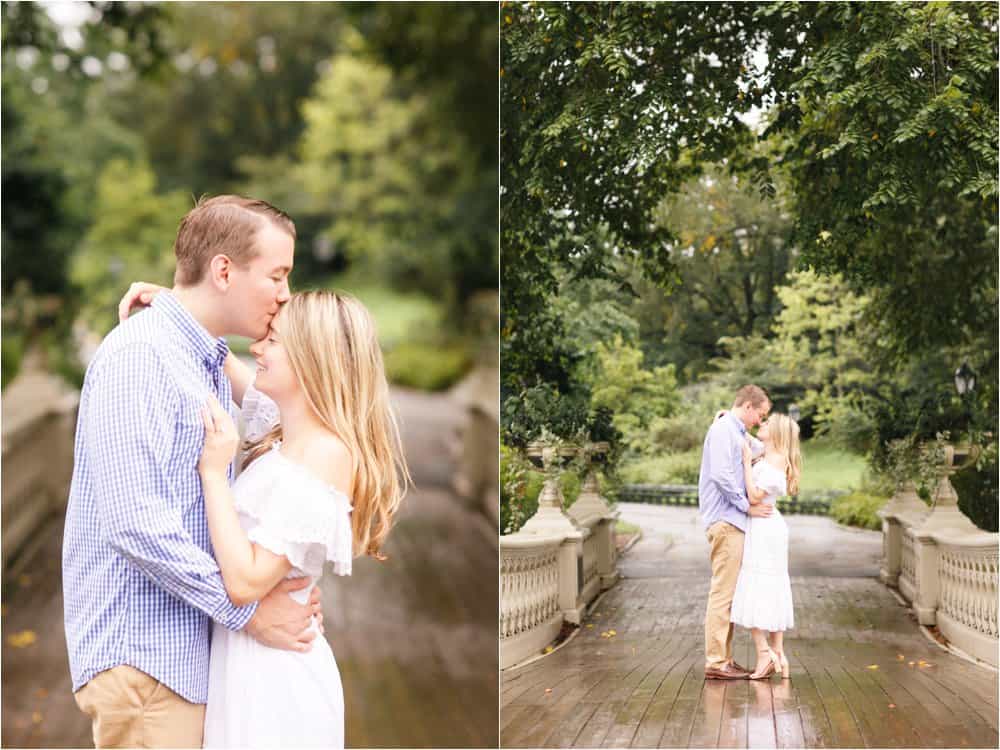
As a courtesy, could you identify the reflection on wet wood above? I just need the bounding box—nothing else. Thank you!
[501,575,999,748]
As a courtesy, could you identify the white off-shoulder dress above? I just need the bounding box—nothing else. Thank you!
[730,460,794,632]
[203,384,353,748]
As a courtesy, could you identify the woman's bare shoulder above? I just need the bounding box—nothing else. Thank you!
[302,432,354,496]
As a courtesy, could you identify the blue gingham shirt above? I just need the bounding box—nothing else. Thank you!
[698,412,751,533]
[63,292,257,703]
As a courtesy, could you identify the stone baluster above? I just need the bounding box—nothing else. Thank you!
[519,442,586,624]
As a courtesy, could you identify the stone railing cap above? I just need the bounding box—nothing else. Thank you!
[500,532,568,549]
[930,530,1000,548]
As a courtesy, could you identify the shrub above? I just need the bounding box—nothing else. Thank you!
[384,341,471,391]
[829,491,887,530]
[500,443,536,535]
[952,454,998,532]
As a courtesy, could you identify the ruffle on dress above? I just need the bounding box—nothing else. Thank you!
[236,444,354,578]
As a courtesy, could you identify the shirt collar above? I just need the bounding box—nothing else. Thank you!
[727,411,748,435]
[151,292,229,371]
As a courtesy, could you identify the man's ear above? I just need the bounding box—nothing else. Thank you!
[208,254,232,290]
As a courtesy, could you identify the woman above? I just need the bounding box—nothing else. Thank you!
[729,412,801,680]
[199,290,411,747]
[120,284,410,746]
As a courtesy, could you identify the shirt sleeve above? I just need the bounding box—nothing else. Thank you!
[707,423,750,513]
[241,381,281,443]
[85,343,257,631]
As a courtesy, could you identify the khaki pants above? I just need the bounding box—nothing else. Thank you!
[74,665,205,748]
[704,521,745,669]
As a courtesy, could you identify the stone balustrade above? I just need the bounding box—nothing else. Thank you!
[2,368,80,571]
[879,473,999,667]
[500,445,619,669]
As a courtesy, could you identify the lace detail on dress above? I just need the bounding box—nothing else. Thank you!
[236,448,354,577]
[241,381,281,442]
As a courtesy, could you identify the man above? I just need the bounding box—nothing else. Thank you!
[698,384,773,680]
[63,196,320,747]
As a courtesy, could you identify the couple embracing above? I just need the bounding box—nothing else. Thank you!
[698,385,802,681]
[62,195,410,748]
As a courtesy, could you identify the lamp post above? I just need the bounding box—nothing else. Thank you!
[788,403,801,422]
[954,361,977,442]
[954,361,976,398]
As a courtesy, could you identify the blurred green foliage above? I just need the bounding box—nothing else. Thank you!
[2,2,496,391]
[829,491,887,531]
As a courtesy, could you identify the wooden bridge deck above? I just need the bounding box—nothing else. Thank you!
[2,388,498,748]
[501,504,998,749]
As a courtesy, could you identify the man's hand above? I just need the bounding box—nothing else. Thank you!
[118,281,166,322]
[244,577,324,652]
[748,503,774,518]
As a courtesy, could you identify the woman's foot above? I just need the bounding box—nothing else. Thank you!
[750,648,779,680]
[775,649,790,678]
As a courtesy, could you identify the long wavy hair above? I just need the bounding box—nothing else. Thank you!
[243,291,411,560]
[768,413,802,496]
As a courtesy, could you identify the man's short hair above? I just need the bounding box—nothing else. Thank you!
[173,195,296,286]
[733,384,770,409]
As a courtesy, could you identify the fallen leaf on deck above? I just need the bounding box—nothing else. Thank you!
[0,605,7,616]
[888,704,896,709]
[896,654,905,661]
[866,664,879,670]
[32,711,42,724]
[18,575,31,586]
[35,688,48,699]
[543,646,553,654]
[608,629,617,636]
[908,661,915,666]
[586,624,594,629]
[7,630,37,648]
[545,688,552,694]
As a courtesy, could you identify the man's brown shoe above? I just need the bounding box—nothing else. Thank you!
[704,663,750,680]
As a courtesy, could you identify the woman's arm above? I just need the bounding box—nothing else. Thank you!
[200,396,292,607]
[741,442,767,505]
[224,352,255,409]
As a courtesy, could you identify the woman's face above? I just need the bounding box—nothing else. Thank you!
[757,417,772,443]
[248,325,298,400]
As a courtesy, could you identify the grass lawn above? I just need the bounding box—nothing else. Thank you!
[616,440,868,493]
[798,441,868,493]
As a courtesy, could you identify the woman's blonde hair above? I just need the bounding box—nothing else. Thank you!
[768,413,802,496]
[243,290,411,560]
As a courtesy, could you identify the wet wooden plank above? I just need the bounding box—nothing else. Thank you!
[630,651,700,748]
[503,668,608,747]
[655,655,705,748]
[501,507,1000,750]
[543,701,602,749]
[786,648,835,748]
[796,644,865,748]
[716,678,749,749]
[746,677,777,749]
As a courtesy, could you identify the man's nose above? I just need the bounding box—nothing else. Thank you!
[277,279,291,303]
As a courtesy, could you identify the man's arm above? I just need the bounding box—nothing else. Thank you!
[86,343,257,630]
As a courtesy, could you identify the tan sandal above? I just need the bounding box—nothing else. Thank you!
[750,648,780,680]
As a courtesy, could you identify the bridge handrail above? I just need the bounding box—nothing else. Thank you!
[880,478,998,667]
